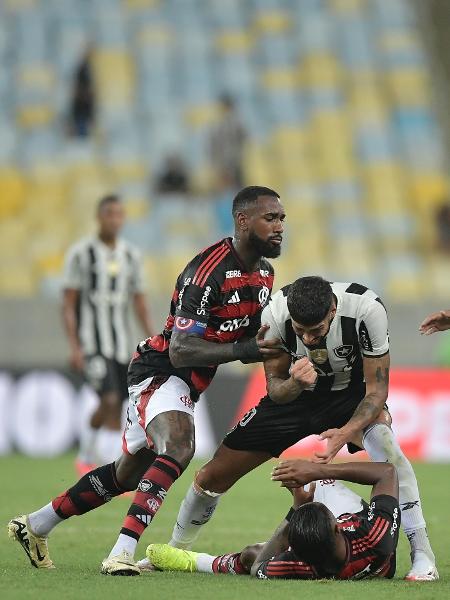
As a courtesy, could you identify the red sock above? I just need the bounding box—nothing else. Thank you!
[121,455,183,540]
[212,553,247,575]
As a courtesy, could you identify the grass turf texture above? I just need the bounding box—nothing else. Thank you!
[1,453,448,600]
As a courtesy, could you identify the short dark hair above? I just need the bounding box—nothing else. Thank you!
[287,276,333,326]
[288,503,337,571]
[97,194,121,213]
[232,186,280,217]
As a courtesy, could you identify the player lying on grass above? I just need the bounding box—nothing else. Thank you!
[146,460,401,580]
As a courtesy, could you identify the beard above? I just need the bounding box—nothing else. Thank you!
[248,230,282,258]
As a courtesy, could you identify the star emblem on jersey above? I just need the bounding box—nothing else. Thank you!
[227,291,240,304]
[309,349,329,364]
[333,344,354,358]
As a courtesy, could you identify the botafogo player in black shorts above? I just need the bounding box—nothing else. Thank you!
[159,276,438,582]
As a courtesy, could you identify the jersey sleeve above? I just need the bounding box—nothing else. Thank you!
[362,494,400,557]
[129,248,146,293]
[358,299,389,357]
[256,551,316,580]
[173,258,221,337]
[260,300,285,343]
[62,245,82,289]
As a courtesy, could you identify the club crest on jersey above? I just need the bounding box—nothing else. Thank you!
[309,349,328,364]
[333,344,354,359]
[258,286,270,307]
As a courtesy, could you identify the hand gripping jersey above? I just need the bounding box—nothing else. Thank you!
[261,282,389,395]
[129,238,274,399]
[257,494,400,580]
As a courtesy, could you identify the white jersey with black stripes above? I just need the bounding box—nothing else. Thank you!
[261,282,389,393]
[63,236,145,363]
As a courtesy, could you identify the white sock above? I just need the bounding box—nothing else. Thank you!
[196,552,215,573]
[312,479,364,517]
[363,424,435,561]
[108,533,137,558]
[28,502,63,537]
[169,482,221,549]
[77,423,98,464]
[96,428,122,464]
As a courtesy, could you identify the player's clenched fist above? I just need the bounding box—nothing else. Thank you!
[289,356,317,389]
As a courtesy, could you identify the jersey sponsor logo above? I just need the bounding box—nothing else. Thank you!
[179,394,194,410]
[333,344,354,358]
[258,286,270,307]
[227,291,241,304]
[390,507,399,536]
[139,479,152,493]
[196,285,212,316]
[400,500,419,511]
[177,277,191,310]
[219,314,250,332]
[367,501,375,521]
[309,349,329,365]
[226,270,241,278]
[174,317,207,336]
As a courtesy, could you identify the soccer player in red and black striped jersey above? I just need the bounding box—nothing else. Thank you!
[147,460,401,582]
[8,186,285,575]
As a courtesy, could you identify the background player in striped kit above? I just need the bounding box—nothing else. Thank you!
[161,276,437,582]
[62,194,154,472]
[8,186,285,576]
[147,459,400,581]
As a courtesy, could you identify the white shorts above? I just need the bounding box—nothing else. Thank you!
[122,375,195,455]
[310,479,364,517]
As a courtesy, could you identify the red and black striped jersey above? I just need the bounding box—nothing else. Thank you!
[256,495,400,581]
[129,237,274,398]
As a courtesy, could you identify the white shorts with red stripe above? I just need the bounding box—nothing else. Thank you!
[122,375,195,455]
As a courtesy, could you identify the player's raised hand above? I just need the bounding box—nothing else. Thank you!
[292,482,316,508]
[289,357,318,389]
[313,428,347,463]
[419,310,450,335]
[271,459,319,488]
[255,325,284,357]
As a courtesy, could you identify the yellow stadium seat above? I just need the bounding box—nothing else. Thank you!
[17,64,54,90]
[379,31,421,54]
[330,0,364,12]
[410,174,448,213]
[253,11,291,35]
[299,55,342,88]
[124,199,149,220]
[385,272,426,302]
[184,103,221,129]
[94,50,135,108]
[385,69,429,106]
[137,24,173,46]
[35,252,65,277]
[108,159,147,182]
[0,261,37,297]
[426,257,450,300]
[17,105,54,128]
[261,68,298,90]
[124,0,160,9]
[215,31,254,54]
[0,168,27,219]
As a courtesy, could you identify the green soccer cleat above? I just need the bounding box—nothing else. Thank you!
[8,515,54,569]
[146,543,198,573]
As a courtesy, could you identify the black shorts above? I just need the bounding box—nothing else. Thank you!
[84,354,128,400]
[224,386,366,458]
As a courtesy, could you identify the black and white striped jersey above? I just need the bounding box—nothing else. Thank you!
[261,282,389,394]
[63,236,145,363]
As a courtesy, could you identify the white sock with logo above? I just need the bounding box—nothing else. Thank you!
[363,424,435,562]
[108,533,137,558]
[169,482,221,549]
[28,503,63,537]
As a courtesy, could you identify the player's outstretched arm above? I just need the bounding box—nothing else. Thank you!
[169,325,282,368]
[271,460,398,500]
[419,309,450,335]
[314,353,390,463]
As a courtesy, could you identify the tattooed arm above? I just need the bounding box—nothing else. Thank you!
[313,353,390,463]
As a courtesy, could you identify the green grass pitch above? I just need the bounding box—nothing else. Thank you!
[1,453,448,599]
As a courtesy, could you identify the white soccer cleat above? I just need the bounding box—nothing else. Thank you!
[136,556,157,572]
[404,552,439,581]
[101,550,140,576]
[8,515,54,569]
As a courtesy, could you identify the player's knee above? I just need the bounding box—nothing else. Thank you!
[240,544,264,572]
[160,437,195,470]
[196,463,232,494]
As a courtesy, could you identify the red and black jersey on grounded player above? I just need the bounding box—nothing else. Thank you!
[129,237,274,399]
[256,495,400,581]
